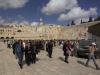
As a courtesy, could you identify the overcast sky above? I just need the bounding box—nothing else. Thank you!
[0,0,100,25]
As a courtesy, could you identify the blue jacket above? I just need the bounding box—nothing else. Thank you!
[15,43,22,53]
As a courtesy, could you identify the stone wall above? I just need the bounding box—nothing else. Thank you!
[0,21,100,40]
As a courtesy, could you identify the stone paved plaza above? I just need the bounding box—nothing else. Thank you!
[0,42,100,75]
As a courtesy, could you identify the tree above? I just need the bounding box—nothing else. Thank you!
[67,24,70,26]
[81,19,83,24]
[94,17,100,21]
[88,17,93,22]
[71,20,75,25]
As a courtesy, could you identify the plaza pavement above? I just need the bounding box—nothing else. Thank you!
[0,42,100,75]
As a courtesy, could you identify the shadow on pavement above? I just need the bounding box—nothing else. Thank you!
[22,57,40,66]
[0,49,3,52]
[36,58,40,61]
[77,60,95,70]
[77,60,86,66]
[58,57,65,62]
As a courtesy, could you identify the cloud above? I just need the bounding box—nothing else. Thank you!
[41,0,98,24]
[31,22,39,26]
[19,20,29,25]
[0,16,5,25]
[0,0,29,9]
[10,21,19,25]
[41,0,78,15]
[0,16,39,26]
[17,15,25,20]
[58,7,97,21]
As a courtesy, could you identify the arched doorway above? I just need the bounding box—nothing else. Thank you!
[6,37,9,39]
[11,37,14,39]
[1,37,4,39]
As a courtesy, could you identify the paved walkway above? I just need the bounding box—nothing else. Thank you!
[0,42,100,75]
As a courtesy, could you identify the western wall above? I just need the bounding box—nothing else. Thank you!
[0,21,100,40]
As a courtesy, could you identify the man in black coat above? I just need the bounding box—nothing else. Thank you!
[47,40,53,58]
[30,41,37,64]
[12,41,17,55]
[25,42,32,66]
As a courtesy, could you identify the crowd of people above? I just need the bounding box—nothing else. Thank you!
[4,39,100,70]
[10,40,54,69]
[62,40,100,70]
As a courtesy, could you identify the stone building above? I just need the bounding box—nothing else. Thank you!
[88,22,100,49]
[0,20,100,40]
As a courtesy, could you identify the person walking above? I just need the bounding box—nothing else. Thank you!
[30,41,37,64]
[47,40,53,58]
[74,40,79,57]
[15,40,24,69]
[12,41,18,59]
[63,40,72,63]
[22,41,26,50]
[85,42,100,70]
[25,42,32,66]
[46,41,49,52]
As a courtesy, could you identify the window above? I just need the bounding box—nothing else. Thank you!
[1,37,4,39]
[17,30,22,32]
[6,37,9,39]
[11,37,14,39]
